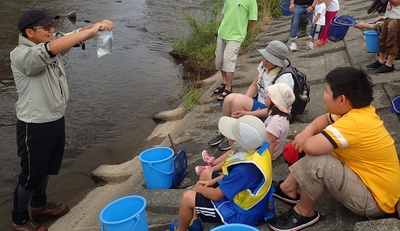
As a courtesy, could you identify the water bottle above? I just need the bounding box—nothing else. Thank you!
[300,90,308,101]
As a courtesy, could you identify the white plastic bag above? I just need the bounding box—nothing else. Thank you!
[97,30,113,58]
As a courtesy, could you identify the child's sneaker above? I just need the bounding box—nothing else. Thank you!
[201,150,215,166]
[195,166,211,176]
[289,42,297,52]
[306,41,313,50]
[170,217,204,231]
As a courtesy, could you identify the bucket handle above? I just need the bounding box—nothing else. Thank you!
[100,214,141,231]
[330,16,337,26]
[148,162,174,175]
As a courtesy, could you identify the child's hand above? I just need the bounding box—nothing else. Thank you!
[231,110,247,118]
[292,130,313,153]
[196,180,214,187]
[353,21,368,29]
[196,181,207,187]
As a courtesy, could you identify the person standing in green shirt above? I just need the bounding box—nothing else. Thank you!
[214,0,258,101]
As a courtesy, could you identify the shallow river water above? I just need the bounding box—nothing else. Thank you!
[0,0,205,228]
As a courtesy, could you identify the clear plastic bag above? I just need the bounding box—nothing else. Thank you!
[97,30,113,58]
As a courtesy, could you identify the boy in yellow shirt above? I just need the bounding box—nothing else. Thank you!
[269,66,400,231]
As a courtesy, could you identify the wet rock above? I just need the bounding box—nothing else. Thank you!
[91,157,141,182]
[67,10,77,19]
[153,107,186,122]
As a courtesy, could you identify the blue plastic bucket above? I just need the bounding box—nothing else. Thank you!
[139,147,174,189]
[211,224,260,230]
[363,30,379,53]
[99,196,148,231]
[328,15,356,42]
[279,0,291,16]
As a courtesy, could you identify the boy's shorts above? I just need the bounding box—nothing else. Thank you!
[289,154,386,219]
[378,18,400,55]
[215,36,241,72]
[195,171,223,223]
[251,99,267,122]
[311,24,324,40]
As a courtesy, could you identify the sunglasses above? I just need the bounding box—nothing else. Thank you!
[32,22,54,31]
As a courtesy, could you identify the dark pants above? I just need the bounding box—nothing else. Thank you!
[12,117,65,224]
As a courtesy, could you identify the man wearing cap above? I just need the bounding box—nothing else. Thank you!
[208,40,294,151]
[10,9,113,231]
[170,115,274,231]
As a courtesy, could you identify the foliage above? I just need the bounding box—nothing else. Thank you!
[171,0,222,73]
[181,84,202,112]
[170,0,282,74]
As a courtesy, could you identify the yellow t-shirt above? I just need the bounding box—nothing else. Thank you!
[322,105,400,213]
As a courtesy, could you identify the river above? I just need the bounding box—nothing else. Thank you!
[0,0,206,228]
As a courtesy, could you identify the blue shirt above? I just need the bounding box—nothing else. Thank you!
[213,163,268,225]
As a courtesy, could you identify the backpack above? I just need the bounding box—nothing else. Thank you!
[272,60,310,115]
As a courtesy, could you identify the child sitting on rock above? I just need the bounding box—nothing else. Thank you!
[196,83,295,175]
[207,40,293,151]
[169,115,273,231]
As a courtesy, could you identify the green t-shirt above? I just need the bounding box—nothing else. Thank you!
[218,0,258,42]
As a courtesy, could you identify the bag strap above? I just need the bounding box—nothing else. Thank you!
[272,58,292,84]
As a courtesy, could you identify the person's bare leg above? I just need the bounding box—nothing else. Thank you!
[221,70,227,85]
[279,173,300,199]
[209,160,224,172]
[386,54,395,67]
[177,191,197,231]
[225,71,234,92]
[312,39,319,50]
[222,94,254,116]
[213,150,233,166]
[293,187,317,217]
[378,52,386,64]
[199,168,214,181]
[198,150,233,174]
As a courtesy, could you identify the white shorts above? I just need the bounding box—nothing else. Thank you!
[215,36,241,72]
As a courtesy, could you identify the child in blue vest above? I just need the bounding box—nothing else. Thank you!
[169,115,274,231]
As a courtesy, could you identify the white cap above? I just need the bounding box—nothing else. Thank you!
[218,115,266,153]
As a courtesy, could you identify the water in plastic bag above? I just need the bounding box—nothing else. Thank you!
[97,30,113,58]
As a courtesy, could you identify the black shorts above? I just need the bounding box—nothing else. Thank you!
[195,171,223,223]
[16,117,65,189]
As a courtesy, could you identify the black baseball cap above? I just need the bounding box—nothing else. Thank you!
[18,10,60,32]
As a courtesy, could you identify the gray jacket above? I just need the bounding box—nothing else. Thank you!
[10,35,70,123]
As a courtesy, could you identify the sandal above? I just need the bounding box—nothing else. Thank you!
[217,88,232,101]
[213,83,226,95]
